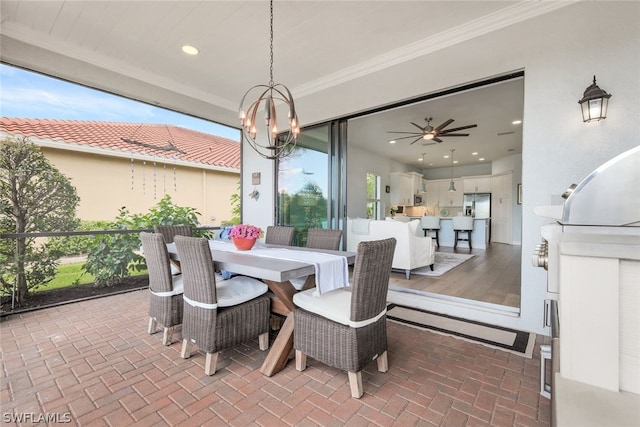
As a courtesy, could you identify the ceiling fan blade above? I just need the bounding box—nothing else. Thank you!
[440,124,478,133]
[421,141,437,146]
[387,131,423,135]
[433,137,443,143]
[439,133,470,137]
[410,122,426,131]
[434,119,454,132]
[390,134,423,141]
[409,136,423,145]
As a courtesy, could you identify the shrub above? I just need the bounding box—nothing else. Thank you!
[82,195,209,286]
[47,220,110,257]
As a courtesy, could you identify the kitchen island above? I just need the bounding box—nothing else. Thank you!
[415,217,490,249]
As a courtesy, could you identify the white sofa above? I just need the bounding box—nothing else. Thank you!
[346,217,435,279]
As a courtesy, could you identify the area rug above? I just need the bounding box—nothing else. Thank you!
[409,252,475,277]
[386,304,536,357]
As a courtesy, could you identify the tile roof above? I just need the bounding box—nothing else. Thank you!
[0,118,241,170]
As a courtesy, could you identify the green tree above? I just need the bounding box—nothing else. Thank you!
[0,136,80,303]
[228,181,241,225]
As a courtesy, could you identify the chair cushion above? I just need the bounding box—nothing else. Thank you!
[216,276,268,307]
[293,287,386,328]
[149,275,183,297]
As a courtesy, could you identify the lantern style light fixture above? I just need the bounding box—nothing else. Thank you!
[448,149,456,192]
[239,0,300,160]
[578,76,612,122]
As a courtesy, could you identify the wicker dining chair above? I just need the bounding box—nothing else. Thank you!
[306,228,343,251]
[293,237,397,398]
[288,228,344,292]
[140,232,184,345]
[153,224,193,243]
[265,226,295,246]
[173,235,271,376]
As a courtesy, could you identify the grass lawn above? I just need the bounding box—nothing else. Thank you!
[34,261,148,293]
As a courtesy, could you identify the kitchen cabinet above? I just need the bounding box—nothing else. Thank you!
[424,179,463,207]
[491,173,512,199]
[463,176,492,193]
[439,179,463,207]
[491,173,513,243]
[390,172,423,205]
[425,181,440,207]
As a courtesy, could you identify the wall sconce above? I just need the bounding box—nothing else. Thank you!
[578,76,612,122]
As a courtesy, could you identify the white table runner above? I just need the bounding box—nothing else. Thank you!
[208,240,349,295]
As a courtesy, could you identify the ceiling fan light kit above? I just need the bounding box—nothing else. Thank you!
[387,116,478,146]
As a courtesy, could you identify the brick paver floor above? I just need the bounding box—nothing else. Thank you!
[0,289,550,426]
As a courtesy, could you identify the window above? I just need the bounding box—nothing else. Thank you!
[366,173,381,219]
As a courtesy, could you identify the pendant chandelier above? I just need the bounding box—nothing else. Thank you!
[448,149,457,192]
[238,0,300,160]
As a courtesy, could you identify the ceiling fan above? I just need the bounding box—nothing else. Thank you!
[387,117,478,145]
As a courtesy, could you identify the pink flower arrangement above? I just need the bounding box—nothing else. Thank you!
[228,224,263,240]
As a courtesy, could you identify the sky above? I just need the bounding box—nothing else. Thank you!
[0,63,241,141]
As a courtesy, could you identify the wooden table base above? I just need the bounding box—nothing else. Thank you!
[260,312,294,376]
[259,276,315,377]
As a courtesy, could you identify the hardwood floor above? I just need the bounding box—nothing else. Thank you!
[389,243,521,308]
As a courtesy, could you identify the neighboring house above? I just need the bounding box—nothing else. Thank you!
[0,118,240,224]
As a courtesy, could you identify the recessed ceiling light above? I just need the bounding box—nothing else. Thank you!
[472,152,478,156]
[418,157,423,161]
[389,140,396,144]
[453,160,458,164]
[512,120,522,125]
[444,155,449,159]
[182,45,199,55]
[479,157,485,161]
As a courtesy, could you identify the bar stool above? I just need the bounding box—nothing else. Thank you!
[452,216,474,249]
[420,216,441,247]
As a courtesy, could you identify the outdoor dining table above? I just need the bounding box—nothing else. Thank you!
[167,239,356,376]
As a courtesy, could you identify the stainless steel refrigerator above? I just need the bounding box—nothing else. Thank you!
[463,193,491,218]
[464,193,491,242]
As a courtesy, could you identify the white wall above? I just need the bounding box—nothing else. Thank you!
[244,2,640,334]
[240,138,275,239]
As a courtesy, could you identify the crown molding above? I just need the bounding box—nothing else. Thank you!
[293,1,578,97]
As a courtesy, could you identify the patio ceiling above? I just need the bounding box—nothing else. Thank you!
[0,1,572,167]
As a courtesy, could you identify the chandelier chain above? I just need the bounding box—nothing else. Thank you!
[269,0,274,86]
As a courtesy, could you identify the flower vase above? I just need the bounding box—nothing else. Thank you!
[232,237,256,251]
